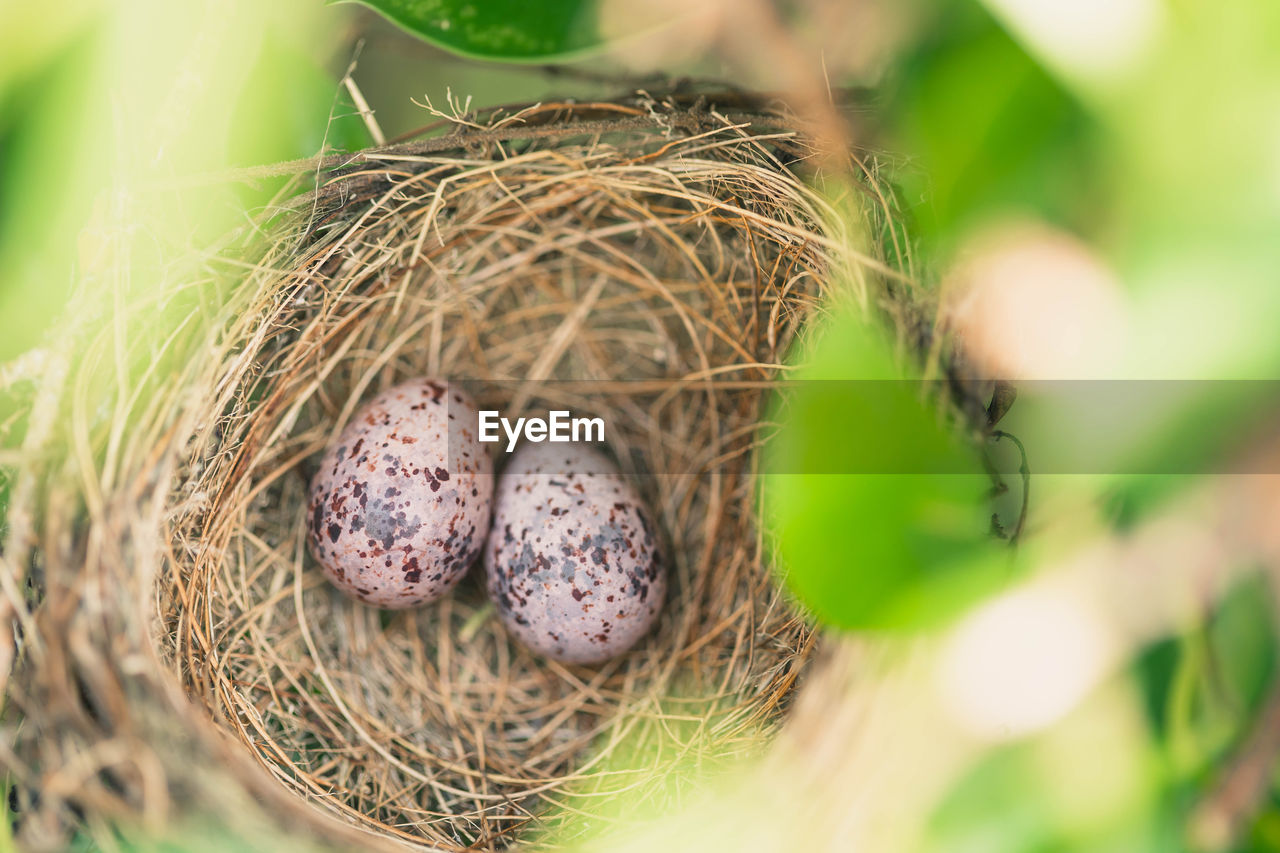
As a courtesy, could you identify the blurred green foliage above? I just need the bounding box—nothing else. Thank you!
[884,3,1106,248]
[763,306,1007,630]
[229,29,371,210]
[0,26,107,362]
[0,0,363,364]
[768,0,1280,842]
[926,570,1280,852]
[341,0,601,61]
[773,0,1280,635]
[927,735,1170,853]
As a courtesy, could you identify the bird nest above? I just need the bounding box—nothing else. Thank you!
[1,92,913,850]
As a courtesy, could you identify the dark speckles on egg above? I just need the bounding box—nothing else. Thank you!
[484,442,664,665]
[307,378,493,609]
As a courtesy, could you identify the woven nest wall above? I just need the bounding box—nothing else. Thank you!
[2,93,911,850]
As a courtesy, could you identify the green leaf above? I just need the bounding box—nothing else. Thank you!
[1247,808,1280,853]
[337,0,601,61]
[927,693,1165,853]
[1208,573,1277,720]
[762,307,1003,631]
[925,745,1056,853]
[883,3,1103,246]
[1133,572,1277,790]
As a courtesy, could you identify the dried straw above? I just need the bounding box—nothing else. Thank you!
[1,91,912,850]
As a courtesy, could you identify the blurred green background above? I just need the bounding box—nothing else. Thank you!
[5,0,1280,850]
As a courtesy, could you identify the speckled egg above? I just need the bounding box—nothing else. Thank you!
[485,442,664,664]
[307,378,492,608]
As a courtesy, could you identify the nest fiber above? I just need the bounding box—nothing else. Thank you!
[2,93,907,850]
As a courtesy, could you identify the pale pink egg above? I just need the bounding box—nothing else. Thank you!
[307,379,492,608]
[485,443,664,664]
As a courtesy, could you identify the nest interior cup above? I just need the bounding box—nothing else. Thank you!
[4,93,899,851]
